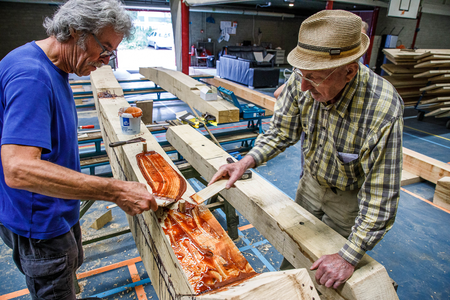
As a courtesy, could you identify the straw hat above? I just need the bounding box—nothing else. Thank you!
[287,10,369,71]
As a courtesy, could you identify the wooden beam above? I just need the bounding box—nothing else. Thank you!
[401,170,422,186]
[196,269,319,300]
[433,177,450,210]
[202,77,276,112]
[90,66,322,299]
[166,125,399,300]
[139,67,239,124]
[403,147,450,184]
[90,66,195,299]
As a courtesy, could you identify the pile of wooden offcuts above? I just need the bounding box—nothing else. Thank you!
[381,49,450,124]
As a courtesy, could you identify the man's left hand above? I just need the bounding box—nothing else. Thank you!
[310,253,355,289]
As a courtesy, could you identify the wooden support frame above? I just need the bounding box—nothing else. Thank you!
[91,66,195,298]
[139,67,239,124]
[433,177,450,210]
[403,148,450,184]
[202,77,276,112]
[166,125,399,300]
[90,66,321,300]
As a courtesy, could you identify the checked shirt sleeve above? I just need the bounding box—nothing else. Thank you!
[247,76,304,166]
[339,116,403,266]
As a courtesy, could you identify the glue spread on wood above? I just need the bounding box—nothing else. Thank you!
[162,203,257,294]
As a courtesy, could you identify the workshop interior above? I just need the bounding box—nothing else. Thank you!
[1,0,450,299]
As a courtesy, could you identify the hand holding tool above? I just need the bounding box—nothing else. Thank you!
[226,157,252,180]
[109,137,146,147]
[190,180,228,204]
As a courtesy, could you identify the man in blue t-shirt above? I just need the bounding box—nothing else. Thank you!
[0,1,157,299]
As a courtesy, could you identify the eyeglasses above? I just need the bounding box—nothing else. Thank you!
[91,33,116,60]
[293,67,338,88]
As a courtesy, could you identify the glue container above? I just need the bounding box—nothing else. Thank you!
[118,107,143,135]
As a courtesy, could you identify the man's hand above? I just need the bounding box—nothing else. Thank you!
[114,181,158,216]
[209,156,256,189]
[310,253,355,289]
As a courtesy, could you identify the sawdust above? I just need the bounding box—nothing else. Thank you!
[76,279,87,294]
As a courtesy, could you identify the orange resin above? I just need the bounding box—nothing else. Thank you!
[136,151,186,202]
[163,204,256,294]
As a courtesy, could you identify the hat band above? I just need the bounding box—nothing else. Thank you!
[297,40,361,56]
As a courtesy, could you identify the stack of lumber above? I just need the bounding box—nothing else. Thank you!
[382,49,450,118]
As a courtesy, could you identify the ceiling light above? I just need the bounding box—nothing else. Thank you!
[289,3,294,6]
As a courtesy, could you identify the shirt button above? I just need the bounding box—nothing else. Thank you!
[315,160,318,164]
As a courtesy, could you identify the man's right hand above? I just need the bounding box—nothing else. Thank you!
[209,155,256,189]
[114,181,158,216]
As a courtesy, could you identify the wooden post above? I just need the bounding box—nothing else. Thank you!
[166,125,399,300]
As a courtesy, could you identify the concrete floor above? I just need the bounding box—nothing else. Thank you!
[1,68,449,300]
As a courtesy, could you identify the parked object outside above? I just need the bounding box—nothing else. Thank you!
[147,30,174,50]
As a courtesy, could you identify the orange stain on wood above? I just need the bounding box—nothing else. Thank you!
[163,203,256,295]
[136,151,186,202]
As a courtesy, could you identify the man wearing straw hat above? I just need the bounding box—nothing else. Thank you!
[210,10,403,289]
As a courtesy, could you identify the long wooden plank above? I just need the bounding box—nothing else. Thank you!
[425,86,450,95]
[415,60,450,69]
[197,269,319,300]
[139,67,239,124]
[384,76,428,88]
[413,49,450,60]
[428,74,450,83]
[381,64,425,75]
[166,125,399,300]
[422,101,450,110]
[202,77,276,112]
[418,96,450,105]
[417,54,450,64]
[90,66,195,299]
[420,83,450,92]
[435,110,450,118]
[413,69,450,78]
[403,147,450,184]
[433,177,450,210]
[90,66,321,300]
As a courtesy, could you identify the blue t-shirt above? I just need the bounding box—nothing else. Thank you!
[0,41,80,239]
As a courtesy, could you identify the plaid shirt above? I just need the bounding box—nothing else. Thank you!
[248,63,403,265]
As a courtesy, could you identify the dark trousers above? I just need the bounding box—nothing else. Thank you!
[0,222,83,300]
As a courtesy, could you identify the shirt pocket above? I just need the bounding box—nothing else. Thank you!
[333,150,361,182]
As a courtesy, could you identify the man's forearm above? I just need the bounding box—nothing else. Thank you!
[4,156,124,202]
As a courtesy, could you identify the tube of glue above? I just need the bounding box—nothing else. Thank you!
[78,125,95,129]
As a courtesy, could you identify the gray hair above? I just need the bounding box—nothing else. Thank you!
[43,0,133,49]
[361,21,369,35]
